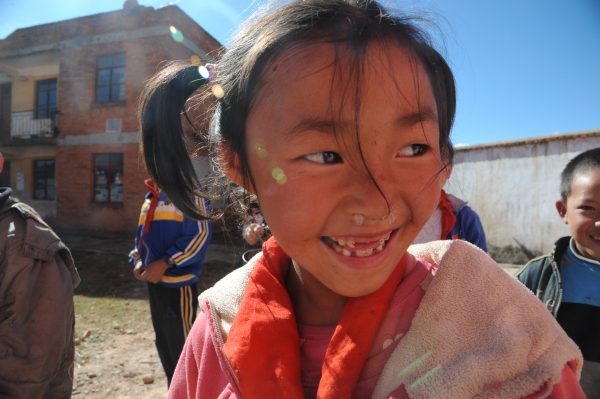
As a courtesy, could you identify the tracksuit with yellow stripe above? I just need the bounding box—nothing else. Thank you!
[129,191,212,384]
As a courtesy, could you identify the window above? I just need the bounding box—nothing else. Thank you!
[36,79,57,119]
[33,159,55,200]
[97,54,126,103]
[94,154,123,203]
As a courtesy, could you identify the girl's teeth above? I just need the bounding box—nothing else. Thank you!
[347,241,355,248]
[338,239,346,246]
[356,248,373,257]
[342,248,352,256]
[376,244,383,252]
[332,242,343,254]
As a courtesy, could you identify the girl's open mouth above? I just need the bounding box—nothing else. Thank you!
[320,231,394,257]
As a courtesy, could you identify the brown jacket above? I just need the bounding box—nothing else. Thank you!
[0,189,80,398]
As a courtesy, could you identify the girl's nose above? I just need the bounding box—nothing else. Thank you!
[341,170,391,222]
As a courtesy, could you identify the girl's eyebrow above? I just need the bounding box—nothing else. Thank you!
[284,117,346,138]
[395,108,438,129]
[284,108,438,139]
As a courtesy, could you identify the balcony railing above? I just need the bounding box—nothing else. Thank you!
[0,110,58,139]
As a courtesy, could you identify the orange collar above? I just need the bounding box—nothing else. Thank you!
[223,237,407,399]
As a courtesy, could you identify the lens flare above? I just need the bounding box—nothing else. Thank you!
[408,365,442,390]
[211,84,224,99]
[190,55,201,65]
[251,139,268,157]
[169,26,184,42]
[252,139,264,151]
[398,350,433,379]
[199,66,210,79]
[272,167,287,184]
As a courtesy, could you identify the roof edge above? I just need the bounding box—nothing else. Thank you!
[455,128,600,152]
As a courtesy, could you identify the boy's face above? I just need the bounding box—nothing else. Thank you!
[556,169,600,261]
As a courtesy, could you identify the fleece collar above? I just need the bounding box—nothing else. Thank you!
[220,237,406,399]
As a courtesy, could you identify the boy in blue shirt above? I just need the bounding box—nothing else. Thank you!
[129,180,211,385]
[517,147,600,397]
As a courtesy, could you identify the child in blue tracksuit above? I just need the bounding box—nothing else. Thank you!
[129,181,211,385]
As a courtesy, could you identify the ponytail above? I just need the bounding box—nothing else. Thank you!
[139,63,210,220]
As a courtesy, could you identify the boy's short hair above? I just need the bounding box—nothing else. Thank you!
[560,147,600,203]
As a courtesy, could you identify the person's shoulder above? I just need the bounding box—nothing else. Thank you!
[515,250,559,282]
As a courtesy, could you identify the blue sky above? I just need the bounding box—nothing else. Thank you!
[1,0,599,146]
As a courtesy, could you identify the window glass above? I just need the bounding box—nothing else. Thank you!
[97,54,125,103]
[112,67,126,84]
[49,90,57,107]
[33,159,55,200]
[112,54,126,67]
[111,85,125,102]
[98,69,111,86]
[95,154,110,166]
[97,87,110,103]
[94,154,124,203]
[98,56,112,68]
[109,153,124,166]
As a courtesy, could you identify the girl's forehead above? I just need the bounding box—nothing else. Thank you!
[250,40,436,121]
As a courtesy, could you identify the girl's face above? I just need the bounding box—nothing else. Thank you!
[243,41,447,298]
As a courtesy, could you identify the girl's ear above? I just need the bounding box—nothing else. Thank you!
[217,144,256,195]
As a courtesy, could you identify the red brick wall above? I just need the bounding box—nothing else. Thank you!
[57,36,173,135]
[24,4,223,236]
[54,143,148,235]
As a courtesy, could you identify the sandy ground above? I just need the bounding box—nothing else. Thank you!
[73,327,169,398]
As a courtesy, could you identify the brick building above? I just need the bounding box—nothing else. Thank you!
[0,0,221,236]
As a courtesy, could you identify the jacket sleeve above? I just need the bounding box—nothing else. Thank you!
[168,311,233,399]
[164,197,212,267]
[0,223,75,397]
[452,206,488,252]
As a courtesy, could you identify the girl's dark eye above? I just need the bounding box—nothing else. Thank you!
[580,206,595,211]
[303,151,342,164]
[397,144,427,157]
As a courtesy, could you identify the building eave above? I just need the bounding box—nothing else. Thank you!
[455,128,600,152]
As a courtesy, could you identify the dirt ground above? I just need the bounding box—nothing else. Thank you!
[65,233,249,398]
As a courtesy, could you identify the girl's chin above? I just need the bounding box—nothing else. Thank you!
[319,228,402,271]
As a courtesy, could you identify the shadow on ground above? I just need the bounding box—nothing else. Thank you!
[65,232,252,299]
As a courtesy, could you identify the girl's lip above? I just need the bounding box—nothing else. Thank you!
[320,228,400,271]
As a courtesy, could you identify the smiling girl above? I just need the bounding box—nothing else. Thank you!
[139,1,584,398]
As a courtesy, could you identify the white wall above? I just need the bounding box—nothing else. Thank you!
[446,135,600,254]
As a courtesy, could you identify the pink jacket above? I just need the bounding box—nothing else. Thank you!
[169,240,585,399]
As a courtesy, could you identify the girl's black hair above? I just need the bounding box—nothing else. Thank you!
[139,63,211,219]
[139,0,456,221]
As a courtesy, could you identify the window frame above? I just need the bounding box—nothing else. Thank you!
[35,78,57,119]
[32,159,56,200]
[93,153,124,204]
[96,54,126,104]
